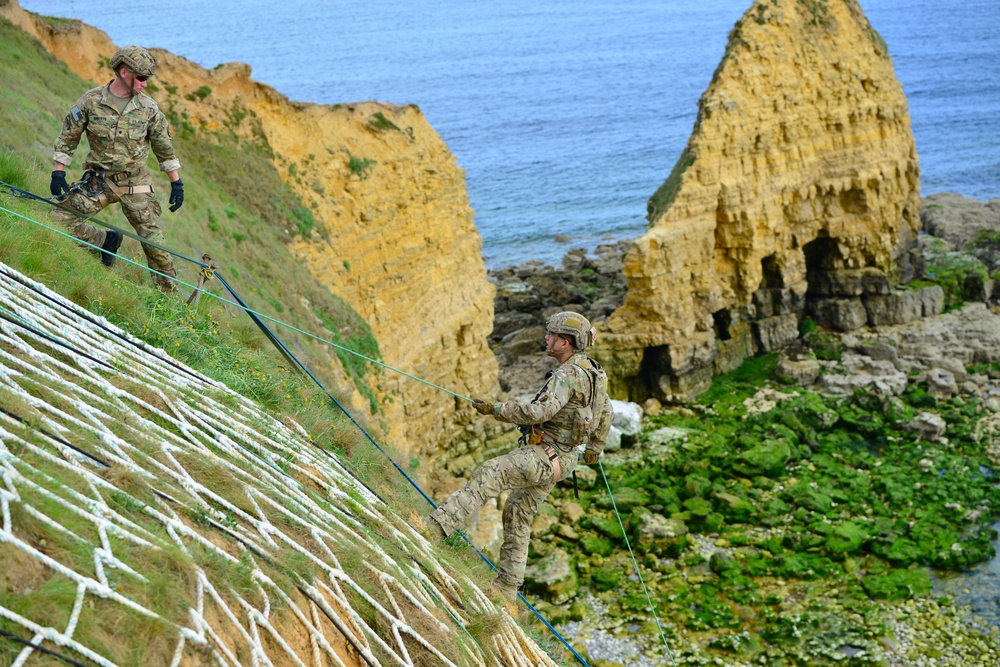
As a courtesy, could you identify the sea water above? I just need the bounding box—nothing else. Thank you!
[22,0,1000,268]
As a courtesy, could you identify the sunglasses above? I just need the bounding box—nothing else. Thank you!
[135,74,150,82]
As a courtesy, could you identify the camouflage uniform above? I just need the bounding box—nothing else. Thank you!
[53,83,180,292]
[429,351,613,594]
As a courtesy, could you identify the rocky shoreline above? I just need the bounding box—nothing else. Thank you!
[485,194,1000,666]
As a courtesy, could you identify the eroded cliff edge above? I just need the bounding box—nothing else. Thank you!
[596,0,922,402]
[1,0,498,473]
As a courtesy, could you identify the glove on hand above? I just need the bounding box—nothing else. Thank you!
[168,179,184,212]
[583,449,600,465]
[472,398,493,416]
[50,171,69,197]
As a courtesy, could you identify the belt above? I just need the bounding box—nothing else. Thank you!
[104,179,153,196]
[542,444,561,483]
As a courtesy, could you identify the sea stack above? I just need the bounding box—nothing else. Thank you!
[596,0,922,401]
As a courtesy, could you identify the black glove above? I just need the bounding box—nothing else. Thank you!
[50,171,69,197]
[168,179,184,212]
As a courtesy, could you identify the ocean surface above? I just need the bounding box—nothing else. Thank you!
[22,0,1000,268]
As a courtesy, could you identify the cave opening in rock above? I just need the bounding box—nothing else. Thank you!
[712,309,732,341]
[761,254,784,289]
[803,235,843,298]
[634,343,671,400]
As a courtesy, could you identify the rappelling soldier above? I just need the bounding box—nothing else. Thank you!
[49,45,184,293]
[426,311,613,600]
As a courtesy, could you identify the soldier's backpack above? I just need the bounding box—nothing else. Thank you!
[568,355,611,447]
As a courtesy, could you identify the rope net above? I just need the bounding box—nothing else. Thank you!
[0,262,557,667]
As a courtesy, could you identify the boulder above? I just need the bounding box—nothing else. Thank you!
[920,193,1000,250]
[634,512,688,557]
[572,465,598,490]
[925,368,958,399]
[713,492,755,522]
[604,426,623,452]
[863,291,925,326]
[523,549,578,603]
[498,326,546,356]
[904,411,947,442]
[732,439,791,478]
[595,487,649,512]
[775,355,820,386]
[753,313,800,353]
[611,400,643,437]
[811,298,869,332]
[825,521,868,555]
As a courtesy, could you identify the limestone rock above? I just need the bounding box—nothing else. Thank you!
[921,193,1000,251]
[611,400,643,437]
[597,0,920,402]
[634,512,689,557]
[775,354,821,386]
[864,291,925,326]
[905,411,947,442]
[573,465,598,490]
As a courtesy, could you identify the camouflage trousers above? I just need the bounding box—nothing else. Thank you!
[51,181,177,293]
[429,444,577,592]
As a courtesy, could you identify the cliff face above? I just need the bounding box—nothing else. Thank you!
[597,0,922,401]
[1,0,497,465]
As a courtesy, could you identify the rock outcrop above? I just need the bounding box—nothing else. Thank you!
[597,0,922,402]
[1,0,498,470]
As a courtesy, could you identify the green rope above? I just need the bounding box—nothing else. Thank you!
[0,203,474,403]
[598,460,677,666]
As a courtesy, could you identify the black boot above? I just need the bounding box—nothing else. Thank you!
[100,230,123,267]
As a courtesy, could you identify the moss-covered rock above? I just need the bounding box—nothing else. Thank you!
[682,496,713,519]
[681,474,714,499]
[732,438,791,477]
[861,567,931,601]
[580,535,614,557]
[592,562,623,591]
[714,491,755,522]
[781,482,834,514]
[590,515,625,540]
[595,486,648,511]
[634,511,688,557]
[825,521,869,556]
[523,549,578,603]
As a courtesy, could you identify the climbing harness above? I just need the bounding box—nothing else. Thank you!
[517,423,544,446]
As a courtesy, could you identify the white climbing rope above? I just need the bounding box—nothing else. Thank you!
[0,262,557,667]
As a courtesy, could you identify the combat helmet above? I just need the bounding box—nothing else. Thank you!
[546,311,595,350]
[109,46,156,78]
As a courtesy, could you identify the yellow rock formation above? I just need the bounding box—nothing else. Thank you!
[597,0,921,401]
[1,0,498,468]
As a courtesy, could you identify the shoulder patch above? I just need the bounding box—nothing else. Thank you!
[70,105,83,122]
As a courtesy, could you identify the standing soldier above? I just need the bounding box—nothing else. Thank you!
[49,45,184,293]
[426,312,613,600]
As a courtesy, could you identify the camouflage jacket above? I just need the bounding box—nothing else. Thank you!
[54,82,180,178]
[492,352,613,453]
